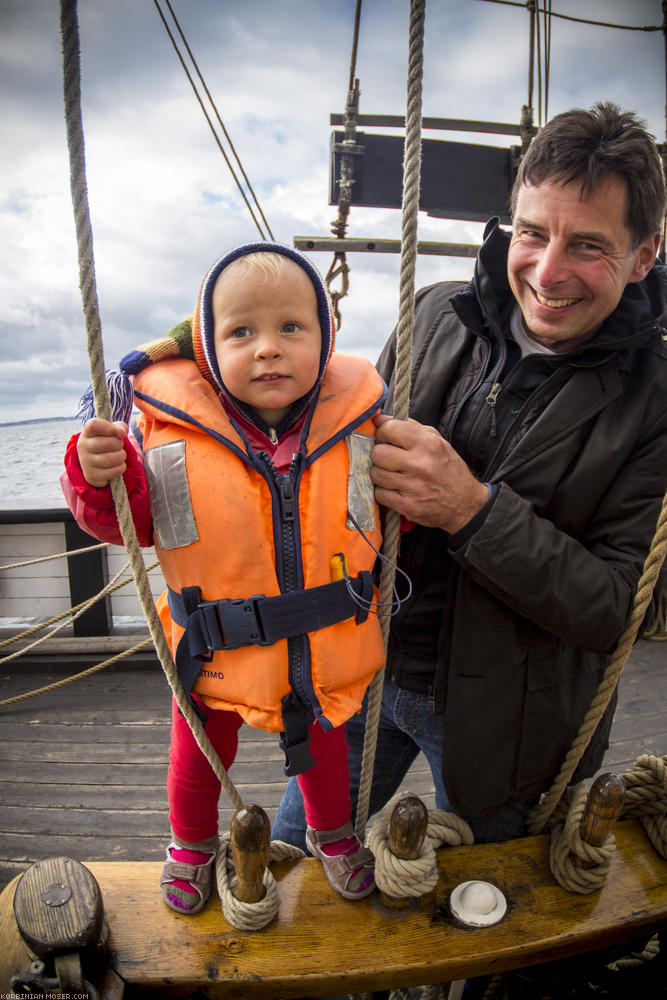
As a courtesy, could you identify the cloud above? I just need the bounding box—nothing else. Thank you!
[0,0,664,424]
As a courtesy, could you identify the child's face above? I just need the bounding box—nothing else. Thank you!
[213,261,322,427]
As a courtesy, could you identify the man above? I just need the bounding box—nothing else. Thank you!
[272,101,667,849]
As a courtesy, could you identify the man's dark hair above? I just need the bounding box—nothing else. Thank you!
[511,102,666,247]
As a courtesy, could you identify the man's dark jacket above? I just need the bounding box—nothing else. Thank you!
[377,220,667,816]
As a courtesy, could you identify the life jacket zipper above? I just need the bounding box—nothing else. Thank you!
[269,461,310,711]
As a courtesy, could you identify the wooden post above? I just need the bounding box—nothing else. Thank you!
[65,516,112,636]
[380,794,429,910]
[230,805,271,903]
[577,772,626,867]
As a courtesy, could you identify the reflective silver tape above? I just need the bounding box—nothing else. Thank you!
[346,432,375,531]
[144,440,199,550]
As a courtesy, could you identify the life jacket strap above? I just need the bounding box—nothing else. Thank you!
[279,692,316,776]
[168,573,373,663]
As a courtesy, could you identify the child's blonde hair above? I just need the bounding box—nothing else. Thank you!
[222,251,300,284]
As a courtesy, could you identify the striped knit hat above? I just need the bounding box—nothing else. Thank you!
[78,242,335,432]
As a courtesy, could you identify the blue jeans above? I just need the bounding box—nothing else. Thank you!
[272,674,535,850]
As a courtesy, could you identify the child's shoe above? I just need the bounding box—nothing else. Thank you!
[305,822,375,900]
[160,842,216,914]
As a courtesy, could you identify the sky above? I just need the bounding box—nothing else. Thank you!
[1,0,665,424]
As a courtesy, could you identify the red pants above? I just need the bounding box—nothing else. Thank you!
[168,697,352,843]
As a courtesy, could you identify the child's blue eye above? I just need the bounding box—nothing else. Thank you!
[282,322,300,333]
[231,326,251,338]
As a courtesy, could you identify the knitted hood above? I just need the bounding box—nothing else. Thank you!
[78,242,335,435]
[191,242,335,437]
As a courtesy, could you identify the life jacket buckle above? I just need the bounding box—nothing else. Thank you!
[199,595,269,652]
[279,734,316,776]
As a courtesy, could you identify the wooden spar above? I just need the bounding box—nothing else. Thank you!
[294,236,480,258]
[1,819,665,999]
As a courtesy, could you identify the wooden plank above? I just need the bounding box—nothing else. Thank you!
[330,131,516,223]
[0,640,663,907]
[1,820,665,998]
[0,721,172,743]
[0,521,68,543]
[329,113,523,136]
[0,558,69,579]
[0,576,71,598]
[294,236,481,258]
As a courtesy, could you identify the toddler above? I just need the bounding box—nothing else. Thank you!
[61,243,387,913]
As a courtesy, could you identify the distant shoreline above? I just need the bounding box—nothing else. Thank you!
[0,416,76,428]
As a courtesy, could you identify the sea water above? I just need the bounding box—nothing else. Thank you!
[0,418,81,507]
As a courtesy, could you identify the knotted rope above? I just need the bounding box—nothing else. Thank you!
[528,489,667,835]
[620,753,667,856]
[368,792,473,901]
[355,0,426,843]
[215,839,305,931]
[548,782,615,894]
[60,0,244,823]
[546,753,667,894]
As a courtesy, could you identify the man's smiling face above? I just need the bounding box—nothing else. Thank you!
[507,175,658,352]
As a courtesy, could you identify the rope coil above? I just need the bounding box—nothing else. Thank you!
[215,839,305,931]
[368,792,473,901]
[548,783,615,894]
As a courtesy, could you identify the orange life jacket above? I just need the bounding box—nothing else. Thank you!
[133,356,387,767]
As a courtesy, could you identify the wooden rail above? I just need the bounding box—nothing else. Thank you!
[1,820,665,998]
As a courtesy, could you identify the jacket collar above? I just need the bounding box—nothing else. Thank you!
[450,217,665,359]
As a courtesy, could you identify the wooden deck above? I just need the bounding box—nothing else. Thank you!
[0,636,665,894]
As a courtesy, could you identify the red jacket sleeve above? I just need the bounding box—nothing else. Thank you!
[60,432,154,547]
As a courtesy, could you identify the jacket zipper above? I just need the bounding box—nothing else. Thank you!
[485,382,502,438]
[258,452,312,712]
[447,338,493,434]
[278,471,310,708]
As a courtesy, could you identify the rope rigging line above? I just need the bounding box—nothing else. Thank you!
[0,638,154,710]
[152,0,274,241]
[476,0,663,32]
[355,0,426,843]
[527,487,667,835]
[59,0,244,815]
[0,540,109,572]
[326,0,364,327]
[532,0,551,127]
[0,558,158,660]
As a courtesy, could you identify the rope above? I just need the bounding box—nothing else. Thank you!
[548,783,615,894]
[152,0,273,241]
[0,540,109,572]
[60,0,244,820]
[621,753,667,857]
[643,580,666,639]
[545,753,667,894]
[477,0,662,32]
[326,0,363,326]
[368,792,473,901]
[0,559,157,655]
[0,638,153,710]
[355,0,426,843]
[527,488,667,835]
[215,839,304,931]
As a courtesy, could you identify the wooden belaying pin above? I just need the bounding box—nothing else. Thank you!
[230,804,271,903]
[381,794,429,910]
[577,772,625,868]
